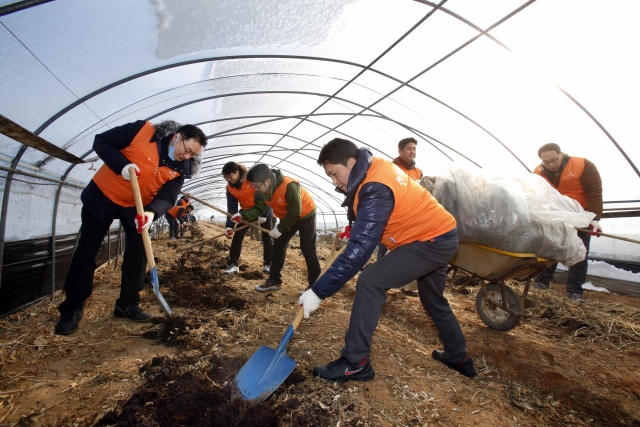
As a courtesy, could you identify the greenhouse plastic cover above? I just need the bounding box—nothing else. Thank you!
[0,0,639,262]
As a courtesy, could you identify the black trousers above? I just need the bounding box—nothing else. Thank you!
[165,214,178,238]
[536,230,591,294]
[228,219,273,266]
[342,236,467,364]
[270,214,321,286]
[58,207,146,314]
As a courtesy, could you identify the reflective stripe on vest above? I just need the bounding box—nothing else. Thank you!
[93,122,181,207]
[227,180,256,210]
[265,176,315,220]
[534,157,587,208]
[354,158,456,250]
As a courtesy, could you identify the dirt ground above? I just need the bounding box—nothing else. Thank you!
[1,221,639,427]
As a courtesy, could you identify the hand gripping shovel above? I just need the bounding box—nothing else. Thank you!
[234,239,346,404]
[129,167,173,319]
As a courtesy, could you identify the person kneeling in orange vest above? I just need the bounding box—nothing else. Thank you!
[298,138,476,383]
[55,120,207,335]
[165,204,194,239]
[242,164,321,292]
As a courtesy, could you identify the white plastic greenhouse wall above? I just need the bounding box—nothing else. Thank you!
[0,0,638,314]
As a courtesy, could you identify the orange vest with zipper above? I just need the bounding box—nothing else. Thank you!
[227,180,256,210]
[167,206,184,219]
[93,122,181,207]
[266,176,315,220]
[354,158,456,250]
[534,157,587,208]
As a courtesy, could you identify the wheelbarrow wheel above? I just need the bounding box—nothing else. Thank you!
[475,283,521,331]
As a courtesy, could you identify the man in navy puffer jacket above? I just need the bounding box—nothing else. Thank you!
[298,138,475,382]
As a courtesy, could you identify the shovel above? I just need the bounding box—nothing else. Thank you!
[129,167,173,319]
[234,242,346,404]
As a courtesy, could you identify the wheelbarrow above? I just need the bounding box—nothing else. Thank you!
[446,243,555,331]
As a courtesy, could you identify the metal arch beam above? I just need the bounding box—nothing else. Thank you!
[186,174,342,229]
[197,113,478,166]
[254,0,450,166]
[0,0,52,17]
[267,1,536,172]
[41,69,393,167]
[187,158,345,212]
[412,0,639,178]
[142,91,484,167]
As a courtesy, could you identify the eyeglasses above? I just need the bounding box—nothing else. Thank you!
[180,134,197,157]
[223,173,236,182]
[250,182,264,189]
[541,155,561,166]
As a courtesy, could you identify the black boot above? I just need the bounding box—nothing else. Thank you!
[432,350,477,378]
[55,307,84,335]
[114,304,152,322]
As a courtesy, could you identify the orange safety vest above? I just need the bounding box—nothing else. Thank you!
[395,163,423,180]
[178,198,190,208]
[354,158,456,250]
[227,180,256,210]
[266,176,315,220]
[167,206,184,219]
[534,157,587,208]
[93,122,181,207]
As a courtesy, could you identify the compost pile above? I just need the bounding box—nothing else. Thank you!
[0,221,639,427]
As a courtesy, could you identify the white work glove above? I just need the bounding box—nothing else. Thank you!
[258,216,267,224]
[298,289,322,319]
[269,227,282,239]
[134,212,154,233]
[121,163,140,181]
[230,213,242,224]
[339,225,351,242]
[588,219,603,237]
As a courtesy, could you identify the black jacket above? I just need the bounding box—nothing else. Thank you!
[81,120,199,228]
[311,148,395,299]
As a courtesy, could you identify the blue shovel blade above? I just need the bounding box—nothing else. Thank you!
[234,325,297,404]
[150,266,172,318]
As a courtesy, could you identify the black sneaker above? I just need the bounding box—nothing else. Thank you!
[313,356,375,383]
[55,308,84,335]
[114,304,152,322]
[432,350,477,378]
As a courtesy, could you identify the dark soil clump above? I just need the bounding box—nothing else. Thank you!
[97,354,331,427]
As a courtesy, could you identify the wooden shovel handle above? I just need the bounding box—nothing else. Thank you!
[180,191,271,234]
[129,167,156,269]
[293,244,347,331]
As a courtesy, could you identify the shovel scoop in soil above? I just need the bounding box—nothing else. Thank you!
[233,307,303,404]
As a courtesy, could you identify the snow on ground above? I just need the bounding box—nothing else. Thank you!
[557,259,640,294]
